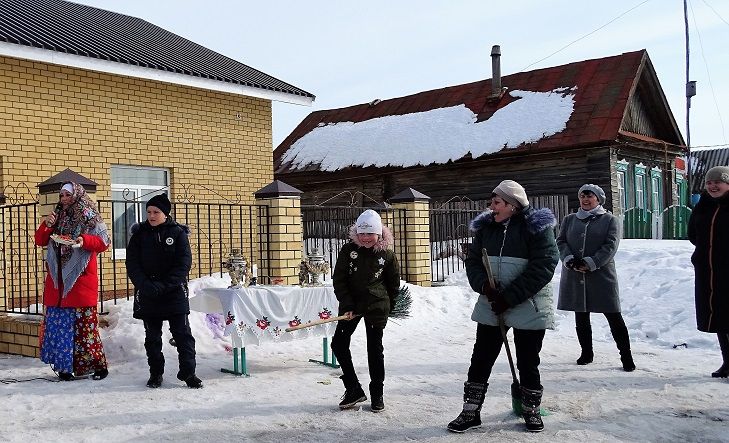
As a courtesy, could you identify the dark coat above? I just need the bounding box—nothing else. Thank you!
[465,207,559,329]
[126,218,192,320]
[556,212,621,313]
[332,226,400,328]
[688,191,729,333]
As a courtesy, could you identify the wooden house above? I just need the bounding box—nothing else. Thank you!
[274,49,686,226]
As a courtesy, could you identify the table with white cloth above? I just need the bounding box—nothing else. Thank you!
[189,285,339,376]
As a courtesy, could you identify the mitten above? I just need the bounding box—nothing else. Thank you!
[490,291,510,315]
[481,282,501,301]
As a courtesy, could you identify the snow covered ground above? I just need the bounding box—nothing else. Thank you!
[1,239,727,442]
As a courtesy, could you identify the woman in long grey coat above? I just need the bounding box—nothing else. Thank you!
[556,184,635,372]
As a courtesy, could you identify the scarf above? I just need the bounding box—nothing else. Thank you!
[576,205,607,220]
[46,182,110,298]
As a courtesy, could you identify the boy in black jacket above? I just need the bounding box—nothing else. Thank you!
[126,193,202,389]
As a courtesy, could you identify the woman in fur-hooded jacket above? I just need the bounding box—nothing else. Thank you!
[448,180,558,434]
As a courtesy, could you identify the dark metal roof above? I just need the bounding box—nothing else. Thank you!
[37,168,97,194]
[690,148,729,193]
[0,0,314,100]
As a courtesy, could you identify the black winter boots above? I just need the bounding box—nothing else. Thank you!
[713,333,729,378]
[575,325,594,365]
[147,373,163,388]
[447,381,487,433]
[612,327,636,372]
[339,385,367,409]
[521,386,544,432]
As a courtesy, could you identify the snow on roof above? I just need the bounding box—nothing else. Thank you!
[281,87,576,172]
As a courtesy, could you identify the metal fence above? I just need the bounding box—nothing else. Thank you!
[301,206,408,283]
[429,207,482,283]
[0,202,45,315]
[0,200,269,316]
[429,194,569,282]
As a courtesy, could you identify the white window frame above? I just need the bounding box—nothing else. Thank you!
[635,163,647,210]
[111,166,170,259]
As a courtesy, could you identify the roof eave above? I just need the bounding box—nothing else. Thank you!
[0,42,314,106]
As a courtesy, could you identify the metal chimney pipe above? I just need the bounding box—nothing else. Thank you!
[491,45,502,97]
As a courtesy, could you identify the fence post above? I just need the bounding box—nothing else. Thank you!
[254,181,303,285]
[389,188,432,287]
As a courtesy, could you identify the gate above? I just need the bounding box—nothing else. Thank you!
[429,194,568,282]
[301,205,408,283]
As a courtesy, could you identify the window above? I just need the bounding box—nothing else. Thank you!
[651,168,663,211]
[634,164,646,209]
[635,177,645,208]
[617,171,626,212]
[675,170,687,206]
[111,166,170,258]
[616,159,629,211]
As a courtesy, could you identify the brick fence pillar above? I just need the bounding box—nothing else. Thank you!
[390,188,431,287]
[254,180,303,285]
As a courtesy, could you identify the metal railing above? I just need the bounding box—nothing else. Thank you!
[0,200,270,316]
[301,206,408,283]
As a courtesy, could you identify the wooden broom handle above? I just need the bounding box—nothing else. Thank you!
[284,314,352,332]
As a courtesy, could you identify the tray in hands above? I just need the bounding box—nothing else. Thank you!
[50,234,81,248]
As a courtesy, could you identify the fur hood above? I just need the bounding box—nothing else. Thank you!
[469,206,556,234]
[347,223,394,251]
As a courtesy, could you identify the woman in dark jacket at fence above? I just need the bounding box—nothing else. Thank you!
[688,166,729,378]
[448,180,558,434]
[331,209,400,413]
[125,193,201,389]
[34,182,110,381]
[556,184,635,372]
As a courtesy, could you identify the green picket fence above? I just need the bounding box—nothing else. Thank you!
[621,205,691,239]
[622,207,652,239]
[661,205,691,240]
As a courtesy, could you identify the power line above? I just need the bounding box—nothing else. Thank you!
[520,0,652,72]
[689,0,727,145]
[701,0,729,27]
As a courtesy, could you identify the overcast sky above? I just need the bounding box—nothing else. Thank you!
[74,0,729,151]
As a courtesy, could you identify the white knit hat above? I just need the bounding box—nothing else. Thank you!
[355,209,383,235]
[492,180,529,208]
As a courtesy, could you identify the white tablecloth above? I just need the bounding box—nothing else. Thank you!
[190,285,338,347]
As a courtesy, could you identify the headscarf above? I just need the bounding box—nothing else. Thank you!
[46,182,110,297]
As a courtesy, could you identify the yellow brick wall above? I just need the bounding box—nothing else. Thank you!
[0,55,274,201]
[0,314,41,357]
[0,55,277,305]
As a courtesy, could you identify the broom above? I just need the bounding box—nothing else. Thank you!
[481,249,522,415]
[286,284,413,332]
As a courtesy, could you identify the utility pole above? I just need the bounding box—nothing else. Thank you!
[684,0,696,203]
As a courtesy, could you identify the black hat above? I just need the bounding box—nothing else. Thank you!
[146,193,171,216]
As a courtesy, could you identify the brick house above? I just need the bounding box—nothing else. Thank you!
[0,0,313,355]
